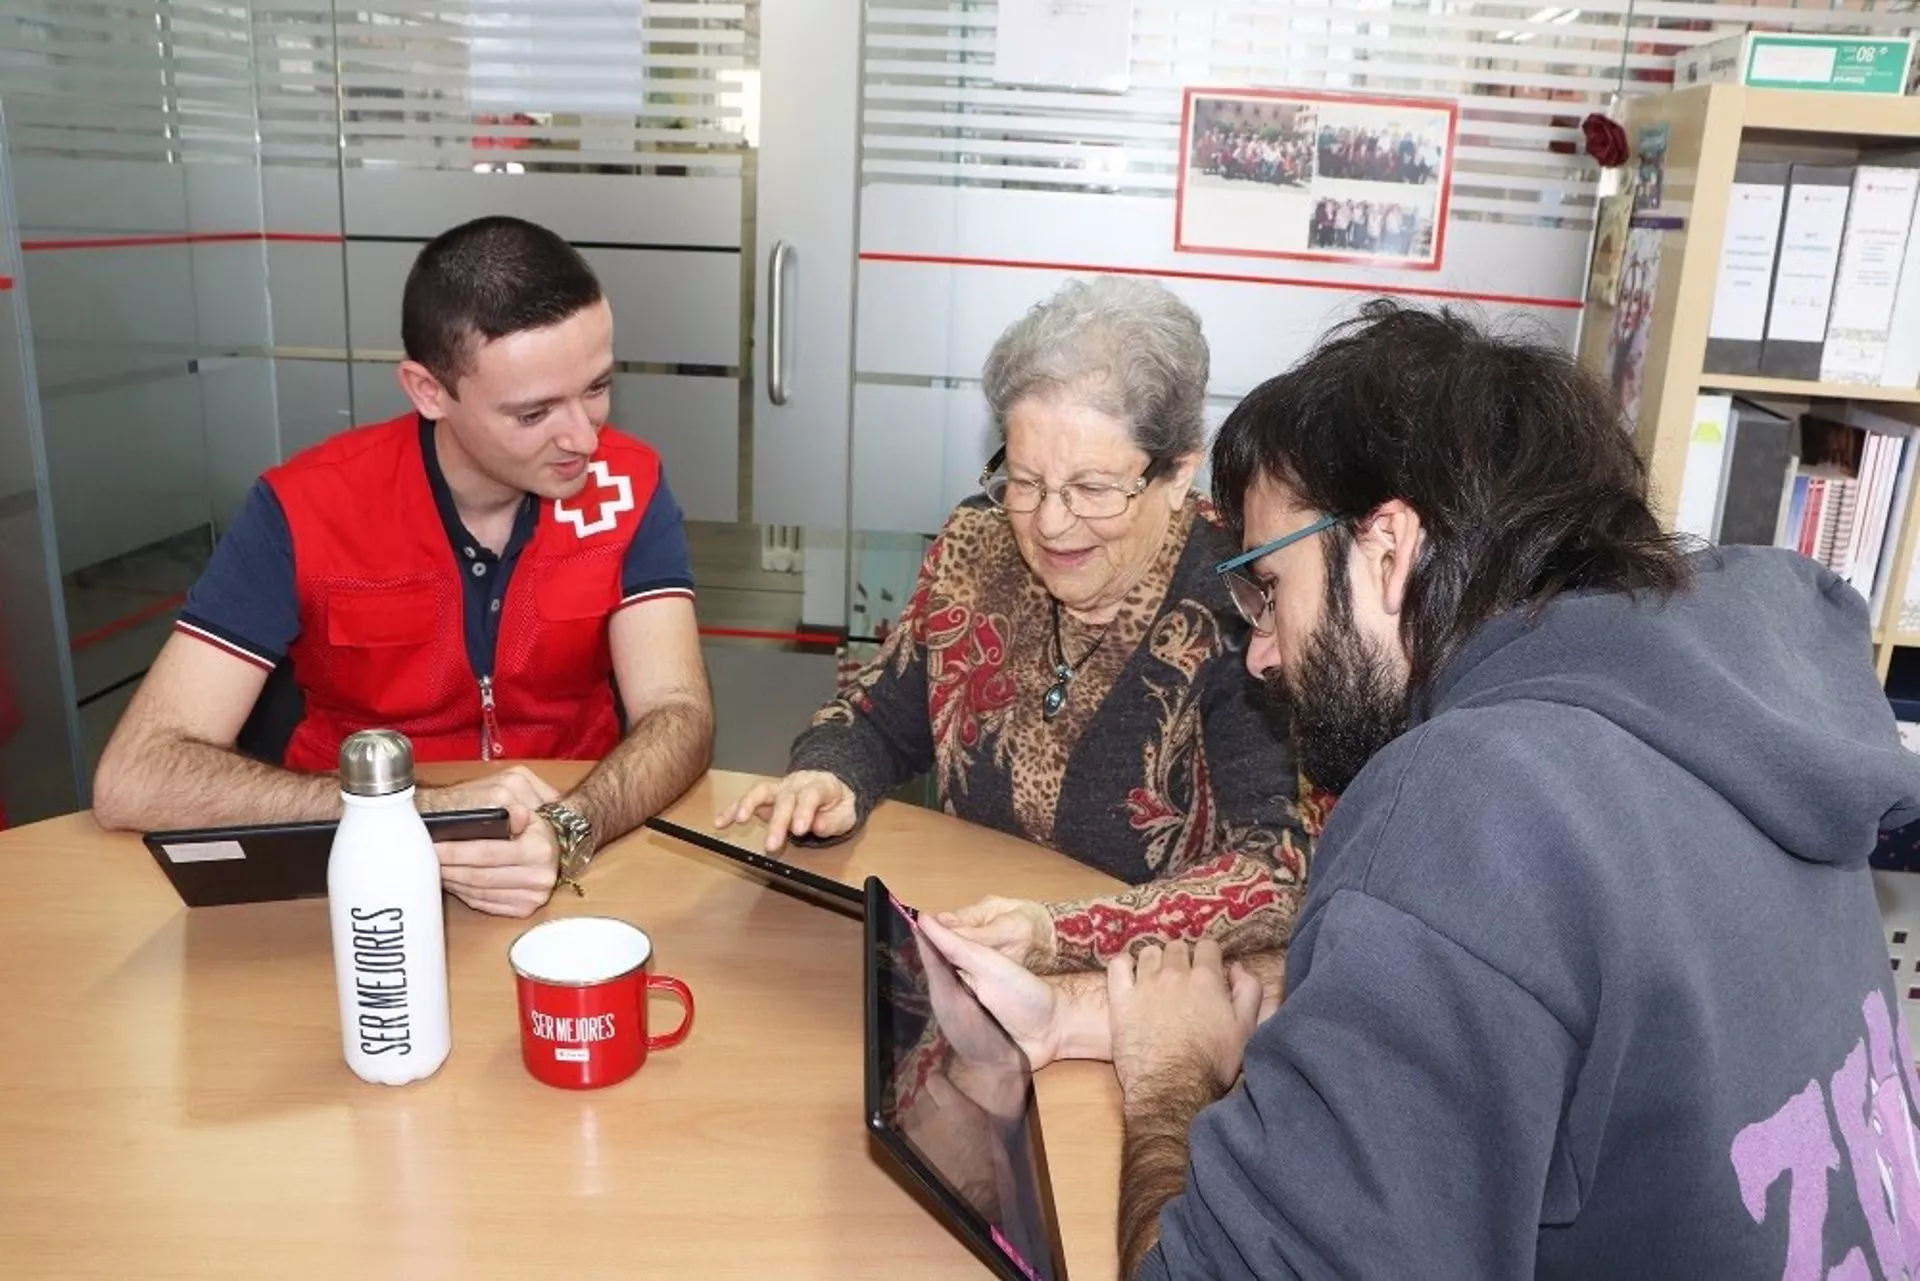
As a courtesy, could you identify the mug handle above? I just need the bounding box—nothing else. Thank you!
[645,974,695,1051]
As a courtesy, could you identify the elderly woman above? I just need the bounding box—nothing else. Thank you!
[718,277,1316,974]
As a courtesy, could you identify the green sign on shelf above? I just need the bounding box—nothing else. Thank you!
[1743,35,1912,95]
[1675,32,1916,96]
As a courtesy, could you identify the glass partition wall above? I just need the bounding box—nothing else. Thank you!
[0,102,83,825]
[0,0,845,816]
[4,0,1915,819]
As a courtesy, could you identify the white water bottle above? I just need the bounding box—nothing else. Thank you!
[328,729,452,1085]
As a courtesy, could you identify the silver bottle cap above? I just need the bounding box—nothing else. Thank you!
[338,729,415,797]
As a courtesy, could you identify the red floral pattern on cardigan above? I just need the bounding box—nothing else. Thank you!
[1122,602,1242,876]
[1053,851,1285,959]
[923,600,1017,796]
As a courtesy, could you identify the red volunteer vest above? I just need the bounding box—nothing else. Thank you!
[270,413,660,772]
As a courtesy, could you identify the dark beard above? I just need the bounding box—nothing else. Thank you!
[1264,615,1408,796]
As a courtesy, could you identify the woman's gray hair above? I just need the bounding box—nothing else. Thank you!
[980,276,1210,473]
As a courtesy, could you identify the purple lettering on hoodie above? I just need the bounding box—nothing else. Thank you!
[1831,992,1920,1275]
[1829,1041,1906,1276]
[1731,1079,1840,1281]
[1828,1247,1871,1281]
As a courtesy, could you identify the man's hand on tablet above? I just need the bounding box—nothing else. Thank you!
[917,915,1111,1070]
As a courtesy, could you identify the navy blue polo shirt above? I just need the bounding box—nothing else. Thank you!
[177,417,696,679]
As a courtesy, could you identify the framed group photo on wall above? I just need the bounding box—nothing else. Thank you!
[1175,88,1460,270]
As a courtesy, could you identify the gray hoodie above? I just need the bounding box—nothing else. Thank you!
[1138,547,1920,1279]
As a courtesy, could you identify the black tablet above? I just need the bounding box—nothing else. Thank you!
[644,815,863,914]
[143,808,510,907]
[863,875,1068,1281]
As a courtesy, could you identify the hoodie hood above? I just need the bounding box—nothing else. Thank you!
[1424,546,1920,867]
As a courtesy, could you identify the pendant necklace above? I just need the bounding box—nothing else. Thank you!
[1042,597,1112,721]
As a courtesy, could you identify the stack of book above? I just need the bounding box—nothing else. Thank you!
[1704,160,1920,389]
[1677,396,1918,623]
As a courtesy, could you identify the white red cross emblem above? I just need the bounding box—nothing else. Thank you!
[552,460,635,538]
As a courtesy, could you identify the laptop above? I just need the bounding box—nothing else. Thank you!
[143,808,509,907]
[863,874,1068,1281]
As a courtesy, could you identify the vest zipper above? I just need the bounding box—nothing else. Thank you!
[478,675,504,761]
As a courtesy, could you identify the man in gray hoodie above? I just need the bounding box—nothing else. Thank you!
[924,299,1920,1277]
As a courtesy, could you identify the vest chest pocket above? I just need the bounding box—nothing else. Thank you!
[326,584,440,647]
[516,563,615,687]
[316,581,448,720]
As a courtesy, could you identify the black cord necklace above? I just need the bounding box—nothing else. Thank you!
[1043,597,1111,721]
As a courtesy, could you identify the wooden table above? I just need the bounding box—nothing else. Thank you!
[0,767,1123,1279]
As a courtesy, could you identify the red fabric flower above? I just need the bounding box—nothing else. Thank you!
[1580,113,1629,168]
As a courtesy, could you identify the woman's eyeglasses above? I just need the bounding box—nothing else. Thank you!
[978,447,1151,520]
[1215,514,1340,635]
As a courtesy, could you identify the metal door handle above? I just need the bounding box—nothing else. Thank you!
[768,239,792,406]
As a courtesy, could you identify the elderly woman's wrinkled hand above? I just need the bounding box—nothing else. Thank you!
[714,770,858,854]
[935,894,1058,970]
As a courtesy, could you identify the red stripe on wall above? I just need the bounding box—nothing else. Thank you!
[20,231,343,252]
[69,592,843,655]
[858,250,1585,311]
[0,275,12,291]
[18,238,1582,308]
[69,593,188,652]
[697,625,843,646]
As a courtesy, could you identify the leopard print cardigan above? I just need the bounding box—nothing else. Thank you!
[789,494,1320,971]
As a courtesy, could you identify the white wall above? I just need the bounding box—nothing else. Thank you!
[850,185,1584,537]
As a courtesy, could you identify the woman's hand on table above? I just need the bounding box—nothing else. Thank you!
[934,895,1058,970]
[714,770,858,853]
[918,914,1111,1069]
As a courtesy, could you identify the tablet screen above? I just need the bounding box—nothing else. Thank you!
[867,883,1062,1281]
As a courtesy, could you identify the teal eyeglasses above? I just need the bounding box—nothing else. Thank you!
[1214,514,1340,635]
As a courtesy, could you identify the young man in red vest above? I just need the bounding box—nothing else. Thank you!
[92,216,714,917]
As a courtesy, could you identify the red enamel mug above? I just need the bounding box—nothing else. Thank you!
[508,917,694,1089]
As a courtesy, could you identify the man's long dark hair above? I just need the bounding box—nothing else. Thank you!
[1213,299,1692,701]
[401,215,604,395]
